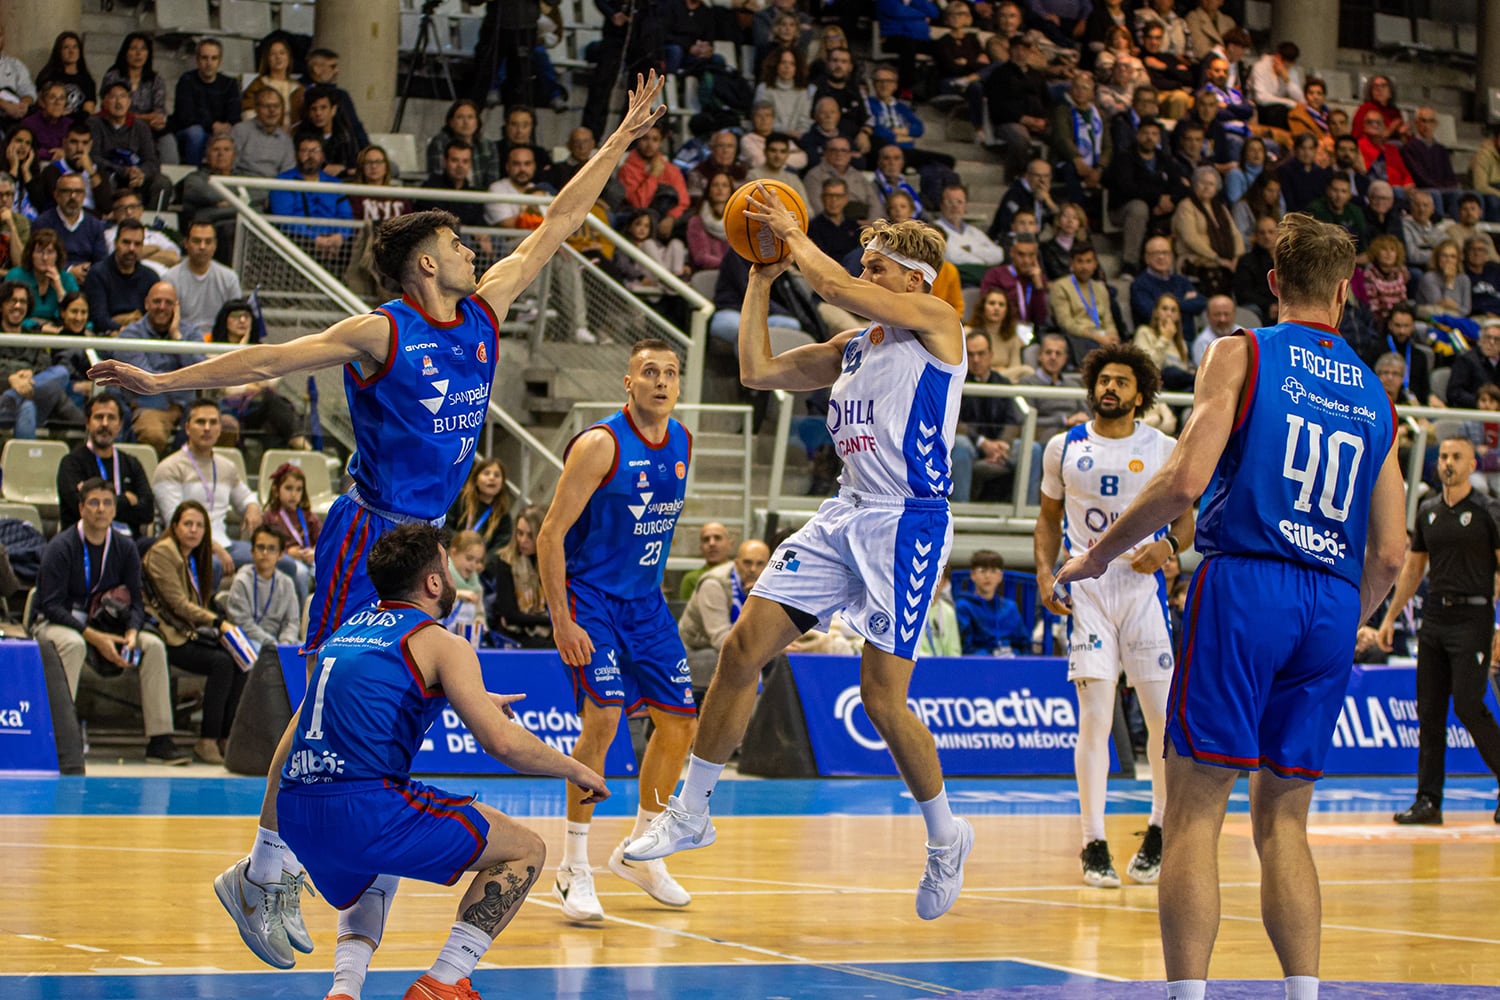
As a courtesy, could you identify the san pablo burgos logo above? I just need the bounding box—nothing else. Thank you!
[420,379,449,415]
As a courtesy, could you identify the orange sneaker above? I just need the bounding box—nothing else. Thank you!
[402,974,482,1000]
[324,995,356,1000]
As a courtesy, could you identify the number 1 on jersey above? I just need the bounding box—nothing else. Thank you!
[305,656,337,741]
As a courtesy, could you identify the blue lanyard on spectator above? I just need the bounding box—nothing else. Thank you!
[183,447,217,510]
[78,523,110,594]
[187,554,202,602]
[1387,335,1412,389]
[252,573,276,624]
[471,507,491,534]
[730,567,745,625]
[1012,268,1031,316]
[88,442,121,494]
[1071,275,1099,327]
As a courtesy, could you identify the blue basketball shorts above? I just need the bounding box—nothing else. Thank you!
[1166,555,1359,779]
[278,778,491,909]
[304,495,429,654]
[752,489,953,660]
[564,579,694,716]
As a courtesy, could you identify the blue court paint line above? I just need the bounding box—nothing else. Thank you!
[0,958,1099,999]
[0,775,1495,819]
[944,984,1500,999]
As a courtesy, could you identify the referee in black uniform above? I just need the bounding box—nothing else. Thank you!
[1374,435,1500,824]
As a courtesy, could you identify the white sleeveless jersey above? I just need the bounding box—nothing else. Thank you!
[1041,420,1176,560]
[828,320,966,499]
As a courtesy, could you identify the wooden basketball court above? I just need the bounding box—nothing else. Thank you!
[2,772,1498,997]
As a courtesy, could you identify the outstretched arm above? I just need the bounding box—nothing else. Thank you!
[475,72,666,317]
[88,313,391,395]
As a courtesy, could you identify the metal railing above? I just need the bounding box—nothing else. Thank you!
[763,381,1486,538]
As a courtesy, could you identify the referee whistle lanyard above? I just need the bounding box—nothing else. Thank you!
[252,572,276,624]
[1071,275,1100,328]
[183,447,217,510]
[78,523,111,594]
[279,508,308,547]
[87,441,121,494]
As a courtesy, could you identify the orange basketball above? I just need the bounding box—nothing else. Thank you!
[724,179,809,264]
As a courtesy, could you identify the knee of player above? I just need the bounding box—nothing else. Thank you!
[653,711,698,745]
[858,683,912,731]
[717,634,769,685]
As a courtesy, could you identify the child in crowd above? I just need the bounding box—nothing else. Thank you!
[260,463,320,602]
[955,550,1031,656]
[227,525,302,654]
[446,529,488,647]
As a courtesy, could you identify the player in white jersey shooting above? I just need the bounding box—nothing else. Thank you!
[1034,343,1194,888]
[624,189,975,919]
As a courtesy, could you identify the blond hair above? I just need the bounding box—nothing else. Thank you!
[859,219,947,283]
[1273,213,1356,309]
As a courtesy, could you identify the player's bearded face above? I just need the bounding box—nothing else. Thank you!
[436,570,457,619]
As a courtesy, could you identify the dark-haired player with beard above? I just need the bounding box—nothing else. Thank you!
[89,72,666,980]
[275,523,609,1000]
[1034,344,1193,889]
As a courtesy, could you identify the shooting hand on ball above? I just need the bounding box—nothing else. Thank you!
[745,183,801,241]
[750,257,795,282]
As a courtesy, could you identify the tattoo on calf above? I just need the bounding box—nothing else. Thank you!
[461,863,539,934]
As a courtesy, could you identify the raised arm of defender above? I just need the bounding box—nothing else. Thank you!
[475,72,666,317]
[88,312,391,396]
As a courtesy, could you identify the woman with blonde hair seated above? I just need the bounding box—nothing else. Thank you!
[966,289,1035,382]
[1133,292,1195,391]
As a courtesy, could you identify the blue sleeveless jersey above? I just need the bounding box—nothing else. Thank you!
[1196,323,1396,588]
[563,408,691,600]
[343,295,500,521]
[281,602,445,788]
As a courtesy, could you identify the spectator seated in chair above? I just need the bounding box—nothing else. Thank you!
[31,476,184,764]
[956,550,1031,656]
[489,505,554,650]
[226,524,301,654]
[0,278,82,437]
[57,394,155,537]
[679,538,771,693]
[152,397,262,566]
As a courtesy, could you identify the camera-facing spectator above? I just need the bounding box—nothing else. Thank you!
[269,136,352,261]
[104,189,181,273]
[619,124,690,241]
[1308,174,1370,253]
[164,221,241,331]
[745,133,807,204]
[685,170,733,272]
[226,525,301,652]
[301,48,368,150]
[35,31,96,117]
[485,145,551,228]
[260,460,319,596]
[679,538,771,684]
[240,36,303,123]
[1442,193,1499,263]
[292,84,359,180]
[143,499,241,765]
[1106,118,1180,273]
[1403,107,1459,193]
[1133,292,1196,390]
[754,47,812,136]
[5,229,76,327]
[808,48,871,154]
[1130,235,1206,329]
[1171,166,1243,297]
[153,398,262,561]
[348,145,413,224]
[171,38,241,167]
[425,99,498,188]
[805,177,862,264]
[1232,215,1279,325]
[979,234,1048,330]
[743,101,809,171]
[415,140,490,239]
[90,81,171,210]
[82,218,155,331]
[443,456,513,561]
[0,278,83,436]
[107,281,207,451]
[803,137,880,224]
[178,135,237,254]
[1417,239,1470,321]
[956,550,1030,656]
[1277,132,1331,214]
[58,394,155,535]
[34,172,109,278]
[1049,243,1120,359]
[32,476,184,764]
[230,88,295,179]
[21,82,74,164]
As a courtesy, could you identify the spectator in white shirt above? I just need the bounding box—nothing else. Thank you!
[936,183,1004,286]
[102,190,180,275]
[1247,41,1304,132]
[152,398,262,567]
[163,221,242,331]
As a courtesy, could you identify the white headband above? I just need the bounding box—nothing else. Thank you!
[869,237,937,285]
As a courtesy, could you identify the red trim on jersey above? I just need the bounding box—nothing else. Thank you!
[623,405,671,449]
[1290,321,1341,336]
[399,619,443,698]
[331,515,373,629]
[347,310,399,389]
[309,509,368,649]
[401,293,465,329]
[469,294,501,357]
[564,424,620,486]
[1231,331,1259,434]
[388,781,485,882]
[569,661,624,709]
[1172,558,1211,757]
[329,874,379,911]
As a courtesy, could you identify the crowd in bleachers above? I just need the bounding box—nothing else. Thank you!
[4,2,1500,766]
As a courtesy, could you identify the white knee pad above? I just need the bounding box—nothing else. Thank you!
[338,873,399,945]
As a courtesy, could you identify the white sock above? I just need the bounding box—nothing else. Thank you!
[562,821,590,868]
[1137,679,1172,828]
[631,806,660,841]
[330,936,375,998]
[1285,975,1319,999]
[427,921,491,986]
[916,788,960,846]
[677,754,726,814]
[1166,980,1206,1000]
[1075,679,1115,845]
[248,826,289,885]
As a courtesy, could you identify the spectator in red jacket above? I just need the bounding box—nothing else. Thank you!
[1357,109,1414,191]
[617,123,689,241]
